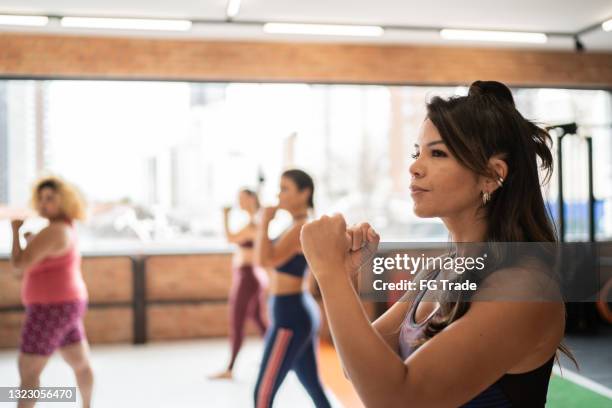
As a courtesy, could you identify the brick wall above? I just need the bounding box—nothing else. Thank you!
[0,33,611,88]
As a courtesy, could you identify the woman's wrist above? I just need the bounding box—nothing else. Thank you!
[314,266,352,291]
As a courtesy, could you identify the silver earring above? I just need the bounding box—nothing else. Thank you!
[497,176,504,187]
[482,191,491,205]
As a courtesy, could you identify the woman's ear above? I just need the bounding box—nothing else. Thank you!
[479,156,508,193]
[487,156,508,193]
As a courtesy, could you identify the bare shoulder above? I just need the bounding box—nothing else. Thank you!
[468,269,565,374]
[474,259,564,332]
[467,299,564,341]
[43,221,73,248]
[474,257,563,302]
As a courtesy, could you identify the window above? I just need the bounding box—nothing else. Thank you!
[1,80,610,254]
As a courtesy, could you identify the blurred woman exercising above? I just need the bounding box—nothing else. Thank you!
[10,176,92,408]
[253,169,331,408]
[210,188,268,380]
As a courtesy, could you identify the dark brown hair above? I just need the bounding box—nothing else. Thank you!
[282,169,315,209]
[406,80,576,368]
[427,80,555,241]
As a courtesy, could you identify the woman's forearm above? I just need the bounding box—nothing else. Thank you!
[223,214,233,241]
[255,219,273,266]
[317,272,410,407]
[11,229,23,267]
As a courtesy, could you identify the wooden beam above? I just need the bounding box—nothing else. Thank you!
[0,33,611,88]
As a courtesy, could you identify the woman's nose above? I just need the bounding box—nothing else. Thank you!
[409,158,425,178]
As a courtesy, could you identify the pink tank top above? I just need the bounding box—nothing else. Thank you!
[21,221,88,305]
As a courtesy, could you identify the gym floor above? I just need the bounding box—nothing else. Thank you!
[0,338,345,408]
[0,330,610,407]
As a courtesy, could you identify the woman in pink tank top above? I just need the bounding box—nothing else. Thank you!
[10,176,93,408]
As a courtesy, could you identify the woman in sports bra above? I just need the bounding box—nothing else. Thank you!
[210,188,268,380]
[300,81,575,407]
[253,169,331,408]
[10,176,93,408]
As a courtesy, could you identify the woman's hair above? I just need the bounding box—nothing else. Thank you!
[427,80,555,241]
[240,188,261,209]
[404,80,576,367]
[31,176,87,221]
[281,169,315,209]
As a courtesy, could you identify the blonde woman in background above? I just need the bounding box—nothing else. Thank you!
[10,176,93,408]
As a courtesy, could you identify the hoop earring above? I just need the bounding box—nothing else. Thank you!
[482,191,491,205]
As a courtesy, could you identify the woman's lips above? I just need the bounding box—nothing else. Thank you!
[410,185,429,196]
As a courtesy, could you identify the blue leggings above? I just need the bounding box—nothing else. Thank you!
[253,292,332,408]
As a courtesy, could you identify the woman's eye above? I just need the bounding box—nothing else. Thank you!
[411,152,419,159]
[432,150,447,157]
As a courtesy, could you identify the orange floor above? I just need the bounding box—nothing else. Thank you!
[319,339,364,408]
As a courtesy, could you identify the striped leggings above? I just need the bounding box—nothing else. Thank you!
[253,292,332,408]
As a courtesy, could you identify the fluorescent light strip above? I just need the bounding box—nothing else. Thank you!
[603,18,612,32]
[263,23,384,37]
[440,29,547,44]
[0,14,49,27]
[226,0,242,19]
[61,17,192,31]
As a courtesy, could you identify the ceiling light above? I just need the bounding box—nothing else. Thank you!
[61,17,192,31]
[226,0,241,19]
[602,19,612,32]
[440,29,547,44]
[0,14,49,26]
[263,23,384,37]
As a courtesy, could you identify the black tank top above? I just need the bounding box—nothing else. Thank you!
[399,273,555,407]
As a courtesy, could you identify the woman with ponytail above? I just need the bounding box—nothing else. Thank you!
[300,81,574,407]
[253,169,331,408]
[209,189,268,380]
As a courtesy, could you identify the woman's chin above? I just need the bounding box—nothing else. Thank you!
[412,205,435,218]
